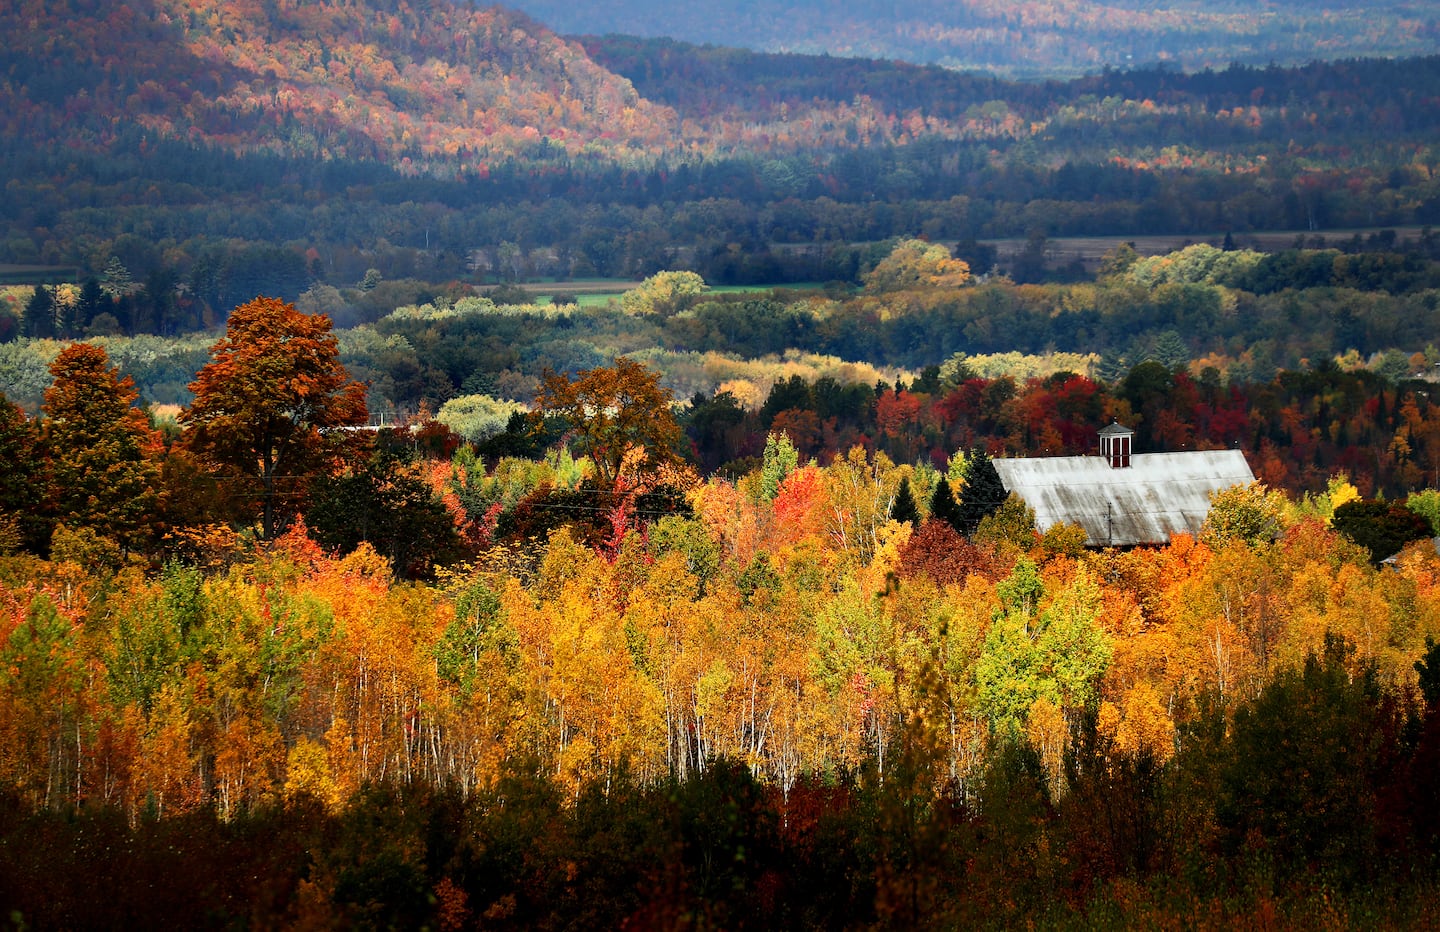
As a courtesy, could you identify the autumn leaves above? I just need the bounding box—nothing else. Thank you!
[183,297,369,539]
[6,295,1440,850]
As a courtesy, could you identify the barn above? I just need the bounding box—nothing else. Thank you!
[990,422,1256,547]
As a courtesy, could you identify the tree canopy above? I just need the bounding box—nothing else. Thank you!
[864,239,971,293]
[1331,498,1435,563]
[620,270,706,317]
[182,297,368,538]
[956,448,1007,537]
[0,393,48,553]
[532,357,682,490]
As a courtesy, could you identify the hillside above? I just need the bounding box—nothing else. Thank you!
[508,0,1440,77]
[8,0,1440,176]
[4,1,1440,309]
[583,36,1440,150]
[0,0,677,172]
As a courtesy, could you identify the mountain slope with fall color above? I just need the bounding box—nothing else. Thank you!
[5,0,1440,307]
[0,0,678,173]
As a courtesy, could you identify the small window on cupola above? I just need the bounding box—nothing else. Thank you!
[1099,420,1133,468]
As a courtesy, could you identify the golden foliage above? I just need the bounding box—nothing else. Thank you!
[3,460,1440,820]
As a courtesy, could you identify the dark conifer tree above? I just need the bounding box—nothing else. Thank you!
[43,344,159,551]
[76,278,106,335]
[0,393,51,553]
[957,448,1006,537]
[891,475,920,527]
[929,475,964,534]
[23,286,55,339]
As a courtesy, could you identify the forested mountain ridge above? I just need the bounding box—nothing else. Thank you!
[9,0,1440,176]
[585,36,1440,160]
[6,0,1440,307]
[506,0,1440,77]
[0,0,677,172]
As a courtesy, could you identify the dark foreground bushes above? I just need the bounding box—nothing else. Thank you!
[5,639,1440,929]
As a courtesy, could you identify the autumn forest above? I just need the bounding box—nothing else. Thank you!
[7,0,1440,928]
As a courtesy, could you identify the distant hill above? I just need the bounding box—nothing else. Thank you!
[0,0,678,173]
[504,0,1440,77]
[7,0,1434,181]
[4,0,1440,302]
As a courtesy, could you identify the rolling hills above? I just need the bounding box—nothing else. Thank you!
[504,0,1440,77]
[4,0,1440,302]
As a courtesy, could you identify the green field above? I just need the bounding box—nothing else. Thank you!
[0,265,80,286]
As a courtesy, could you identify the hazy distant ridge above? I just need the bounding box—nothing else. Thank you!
[502,0,1440,77]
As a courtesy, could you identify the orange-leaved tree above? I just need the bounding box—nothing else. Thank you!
[532,357,681,490]
[182,297,368,539]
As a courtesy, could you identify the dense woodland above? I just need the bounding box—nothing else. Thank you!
[5,276,1440,923]
[6,0,1440,299]
[9,237,1440,497]
[7,0,1440,925]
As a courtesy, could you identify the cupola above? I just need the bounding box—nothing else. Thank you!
[1098,420,1133,468]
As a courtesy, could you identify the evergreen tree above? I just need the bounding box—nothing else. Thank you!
[891,475,920,527]
[23,286,55,339]
[134,269,177,335]
[1149,330,1191,370]
[929,475,964,534]
[76,278,106,335]
[957,448,1006,537]
[0,392,51,553]
[43,343,159,551]
[100,256,133,300]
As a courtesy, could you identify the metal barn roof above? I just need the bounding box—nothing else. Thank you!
[991,450,1256,547]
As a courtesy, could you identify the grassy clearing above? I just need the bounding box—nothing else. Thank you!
[0,265,79,286]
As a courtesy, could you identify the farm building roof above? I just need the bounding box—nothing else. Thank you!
[991,449,1256,547]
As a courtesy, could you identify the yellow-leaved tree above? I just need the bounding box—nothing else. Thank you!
[620,270,705,317]
[863,239,971,293]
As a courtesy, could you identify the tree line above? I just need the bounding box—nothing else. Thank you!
[7,294,1440,923]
